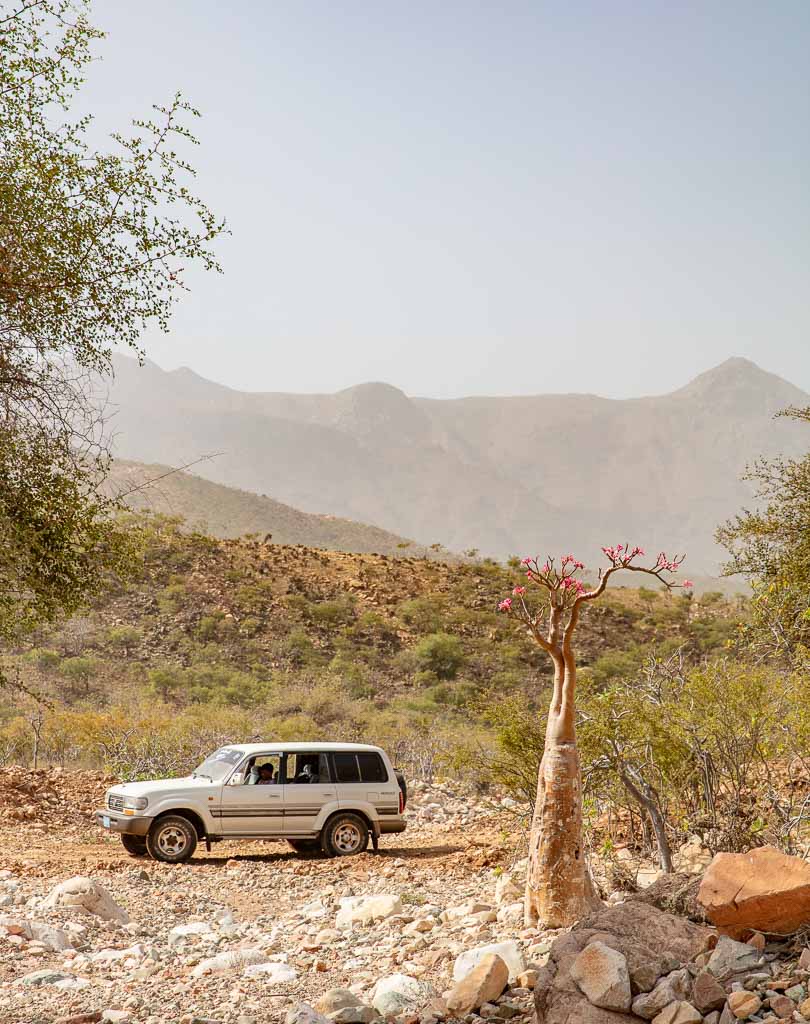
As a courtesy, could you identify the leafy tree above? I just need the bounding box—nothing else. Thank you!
[498,546,692,927]
[0,1,223,646]
[717,407,810,664]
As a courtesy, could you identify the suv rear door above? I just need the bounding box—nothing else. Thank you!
[282,752,337,834]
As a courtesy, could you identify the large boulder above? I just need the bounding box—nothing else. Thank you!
[698,846,810,938]
[44,877,128,924]
[446,953,509,1016]
[534,903,713,1024]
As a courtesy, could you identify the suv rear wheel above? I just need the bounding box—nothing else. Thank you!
[321,813,369,857]
[120,834,147,857]
[146,815,198,863]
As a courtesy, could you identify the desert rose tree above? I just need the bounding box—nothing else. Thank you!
[498,546,692,927]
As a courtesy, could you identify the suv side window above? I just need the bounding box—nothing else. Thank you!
[332,752,360,782]
[357,752,387,782]
[333,752,387,783]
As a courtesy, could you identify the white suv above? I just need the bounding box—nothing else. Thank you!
[94,742,407,863]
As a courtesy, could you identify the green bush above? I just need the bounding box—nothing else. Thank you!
[413,632,464,679]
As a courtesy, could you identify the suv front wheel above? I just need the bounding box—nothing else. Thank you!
[146,815,198,863]
[321,813,369,857]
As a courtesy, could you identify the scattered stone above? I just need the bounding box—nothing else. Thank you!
[371,975,434,1016]
[651,1003,701,1024]
[191,948,269,977]
[335,895,402,929]
[453,940,526,984]
[698,846,810,939]
[243,961,298,982]
[727,990,762,1018]
[44,876,129,924]
[571,941,632,1012]
[769,994,795,1018]
[692,971,727,1014]
[706,936,765,982]
[632,968,691,1019]
[285,1007,330,1024]
[446,953,509,1016]
[314,990,361,1015]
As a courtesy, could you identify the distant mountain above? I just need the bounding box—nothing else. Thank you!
[105,460,422,556]
[104,355,809,573]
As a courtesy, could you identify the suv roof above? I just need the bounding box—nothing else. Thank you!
[223,742,386,755]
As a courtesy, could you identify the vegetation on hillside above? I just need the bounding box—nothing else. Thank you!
[0,514,741,804]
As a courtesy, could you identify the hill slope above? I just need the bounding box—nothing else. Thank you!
[104,356,809,572]
[105,460,423,555]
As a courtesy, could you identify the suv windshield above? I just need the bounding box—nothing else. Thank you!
[192,747,244,781]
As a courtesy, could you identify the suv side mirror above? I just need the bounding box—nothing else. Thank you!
[228,772,244,786]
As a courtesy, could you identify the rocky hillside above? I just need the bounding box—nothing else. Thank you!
[104,355,809,571]
[104,461,423,556]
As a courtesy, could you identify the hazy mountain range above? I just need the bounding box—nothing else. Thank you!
[105,355,808,573]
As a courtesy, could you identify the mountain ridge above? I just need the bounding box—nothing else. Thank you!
[106,354,809,572]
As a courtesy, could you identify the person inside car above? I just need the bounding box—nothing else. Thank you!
[256,764,276,785]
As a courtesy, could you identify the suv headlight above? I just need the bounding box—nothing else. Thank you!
[122,796,149,811]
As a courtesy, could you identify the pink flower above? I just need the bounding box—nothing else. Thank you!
[498,598,513,612]
[574,579,585,594]
[526,570,533,579]
[541,563,551,574]
[573,560,585,570]
[682,580,694,589]
[561,577,573,589]
[631,546,645,557]
[520,557,532,566]
[562,554,573,565]
[512,586,526,596]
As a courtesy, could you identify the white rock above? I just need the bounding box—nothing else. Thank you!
[192,948,269,977]
[30,923,74,951]
[371,974,434,1016]
[336,895,402,929]
[44,877,128,924]
[244,961,298,982]
[168,921,215,945]
[453,941,526,984]
[302,899,329,919]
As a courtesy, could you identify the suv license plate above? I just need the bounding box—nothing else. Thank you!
[102,815,111,829]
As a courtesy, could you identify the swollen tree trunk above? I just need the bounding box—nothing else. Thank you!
[525,659,601,927]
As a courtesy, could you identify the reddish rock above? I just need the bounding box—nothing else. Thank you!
[698,846,810,938]
[769,994,795,1018]
[692,971,727,1014]
[746,931,765,950]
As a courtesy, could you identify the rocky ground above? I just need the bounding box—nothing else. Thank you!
[0,771,543,1024]
[3,770,810,1024]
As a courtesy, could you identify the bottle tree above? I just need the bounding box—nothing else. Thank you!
[498,546,692,927]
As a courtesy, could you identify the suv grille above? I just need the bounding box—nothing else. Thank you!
[107,794,125,811]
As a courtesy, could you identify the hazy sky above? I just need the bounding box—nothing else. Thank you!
[83,1,809,398]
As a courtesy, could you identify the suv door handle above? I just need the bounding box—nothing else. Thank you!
[266,793,281,799]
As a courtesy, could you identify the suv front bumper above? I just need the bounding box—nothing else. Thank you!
[94,809,151,837]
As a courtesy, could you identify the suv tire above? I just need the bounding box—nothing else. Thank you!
[146,815,198,863]
[320,813,369,857]
[287,839,320,854]
[120,834,147,857]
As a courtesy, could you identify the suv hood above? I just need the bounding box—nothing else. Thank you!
[108,776,212,798]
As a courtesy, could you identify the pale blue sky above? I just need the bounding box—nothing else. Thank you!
[84,1,809,398]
